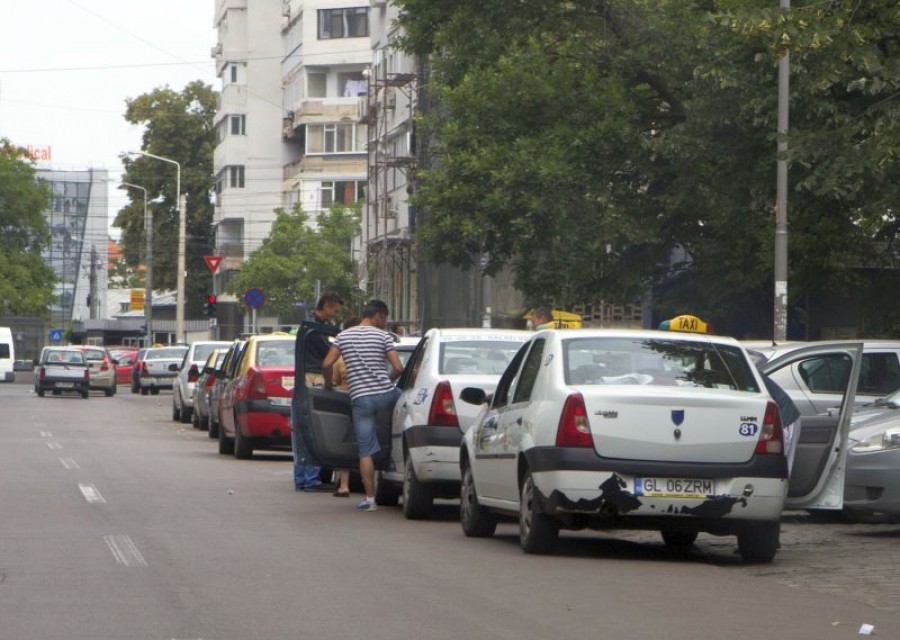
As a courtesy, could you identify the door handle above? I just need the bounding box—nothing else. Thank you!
[516,417,523,425]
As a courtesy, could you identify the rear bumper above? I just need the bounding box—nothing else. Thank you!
[234,399,292,439]
[140,376,175,389]
[406,425,463,483]
[524,447,788,522]
[39,379,89,392]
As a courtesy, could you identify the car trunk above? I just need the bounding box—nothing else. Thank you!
[256,366,294,406]
[580,386,771,463]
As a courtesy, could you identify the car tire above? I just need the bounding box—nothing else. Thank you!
[218,422,235,456]
[191,408,201,429]
[172,403,180,421]
[234,417,253,460]
[180,406,192,424]
[81,390,89,399]
[37,388,45,398]
[519,470,558,554]
[374,471,401,507]
[208,417,219,439]
[104,387,114,397]
[131,385,138,394]
[150,388,159,396]
[660,529,698,553]
[460,463,497,538]
[402,456,434,520]
[737,520,780,563]
[52,390,61,396]
[140,388,149,396]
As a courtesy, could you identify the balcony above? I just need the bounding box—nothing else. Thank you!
[293,98,362,126]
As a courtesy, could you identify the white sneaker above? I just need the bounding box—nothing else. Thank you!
[356,499,377,512]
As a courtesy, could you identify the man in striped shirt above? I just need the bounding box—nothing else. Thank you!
[322,300,403,511]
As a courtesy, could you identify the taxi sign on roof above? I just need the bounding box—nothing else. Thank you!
[659,314,711,334]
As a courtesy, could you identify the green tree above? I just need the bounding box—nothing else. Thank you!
[0,141,55,317]
[114,81,217,309]
[226,204,361,319]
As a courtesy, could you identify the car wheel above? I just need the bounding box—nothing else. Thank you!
[37,388,45,398]
[402,456,434,520]
[460,463,497,538]
[374,471,401,507]
[104,387,114,397]
[737,520,780,563]
[660,529,698,553]
[81,390,89,399]
[234,416,253,460]
[52,390,61,396]
[150,388,159,396]
[172,400,181,421]
[140,388,149,396]
[519,470,558,554]
[191,409,201,429]
[208,416,219,439]
[180,406,192,424]
[218,422,235,456]
[131,385,138,394]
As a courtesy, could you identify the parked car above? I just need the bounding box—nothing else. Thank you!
[35,347,91,398]
[109,348,139,385]
[217,334,295,459]
[138,346,188,395]
[449,330,861,562]
[746,340,900,416]
[208,339,246,439]
[130,348,148,393]
[77,346,117,397]
[843,412,900,520]
[376,328,531,518]
[191,348,229,430]
[172,340,231,423]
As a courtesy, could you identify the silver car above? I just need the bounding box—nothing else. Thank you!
[844,412,900,520]
[172,341,231,423]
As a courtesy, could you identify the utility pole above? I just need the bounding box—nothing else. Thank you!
[88,244,99,320]
[773,0,790,342]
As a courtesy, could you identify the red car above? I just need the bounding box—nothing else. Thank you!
[218,335,294,459]
[109,348,139,386]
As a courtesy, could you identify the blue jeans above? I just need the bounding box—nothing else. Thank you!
[351,387,402,458]
[291,408,321,489]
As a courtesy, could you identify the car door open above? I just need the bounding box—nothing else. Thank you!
[294,322,394,470]
[762,342,862,510]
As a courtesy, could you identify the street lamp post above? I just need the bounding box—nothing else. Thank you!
[774,0,791,342]
[121,182,151,347]
[129,151,185,343]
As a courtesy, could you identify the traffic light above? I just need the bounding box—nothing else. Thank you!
[202,293,217,318]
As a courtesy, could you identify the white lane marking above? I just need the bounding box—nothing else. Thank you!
[59,457,80,470]
[104,535,148,567]
[40,431,53,438]
[79,483,106,504]
[46,442,62,450]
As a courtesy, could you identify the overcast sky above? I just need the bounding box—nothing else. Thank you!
[0,0,217,235]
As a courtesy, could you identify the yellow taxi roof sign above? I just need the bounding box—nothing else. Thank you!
[525,309,583,329]
[659,315,712,334]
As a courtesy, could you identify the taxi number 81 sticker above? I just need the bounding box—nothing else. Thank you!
[634,477,715,498]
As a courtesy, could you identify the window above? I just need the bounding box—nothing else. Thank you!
[439,340,522,376]
[338,71,367,97]
[318,7,369,39]
[306,124,360,154]
[319,181,366,208]
[858,353,900,395]
[512,340,545,404]
[798,355,852,394]
[230,114,246,135]
[229,166,245,188]
[230,63,239,83]
[492,343,530,410]
[398,339,428,390]
[307,72,327,98]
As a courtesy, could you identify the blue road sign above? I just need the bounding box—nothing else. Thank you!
[49,328,63,343]
[243,287,266,310]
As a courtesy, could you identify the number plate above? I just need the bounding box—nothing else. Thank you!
[634,477,714,498]
[55,382,73,388]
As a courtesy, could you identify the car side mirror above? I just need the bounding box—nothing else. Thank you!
[460,387,488,406]
[111,359,119,365]
[168,363,179,372]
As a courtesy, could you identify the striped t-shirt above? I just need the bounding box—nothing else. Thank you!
[334,325,396,399]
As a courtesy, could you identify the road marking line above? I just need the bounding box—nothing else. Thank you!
[46,442,62,450]
[59,457,80,470]
[104,535,147,567]
[79,483,106,504]
[40,431,53,438]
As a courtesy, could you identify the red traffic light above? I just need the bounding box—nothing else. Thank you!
[206,294,217,304]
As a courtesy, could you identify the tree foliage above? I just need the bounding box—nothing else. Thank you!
[0,141,56,317]
[114,81,217,306]
[225,205,361,319]
[396,0,900,336]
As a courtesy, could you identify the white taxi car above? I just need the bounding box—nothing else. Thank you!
[376,328,530,518]
[457,329,861,562]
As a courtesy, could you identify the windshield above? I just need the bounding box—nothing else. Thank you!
[439,338,526,375]
[147,347,188,360]
[563,337,760,392]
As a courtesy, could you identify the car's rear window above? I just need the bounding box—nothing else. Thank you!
[563,337,760,392]
[46,350,85,364]
[147,348,188,360]
[255,340,294,367]
[193,344,223,363]
[83,349,106,361]
[439,338,526,375]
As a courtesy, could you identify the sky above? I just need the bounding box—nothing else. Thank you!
[0,0,218,238]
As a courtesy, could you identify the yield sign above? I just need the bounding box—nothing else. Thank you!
[204,255,224,274]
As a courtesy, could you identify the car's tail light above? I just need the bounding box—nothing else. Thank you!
[39,366,46,379]
[428,381,459,427]
[141,361,149,375]
[205,375,217,390]
[556,393,593,448]
[84,368,90,380]
[248,370,268,399]
[756,401,784,455]
[188,365,200,383]
[100,362,109,372]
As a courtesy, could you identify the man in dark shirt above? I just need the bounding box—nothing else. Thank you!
[291,292,343,492]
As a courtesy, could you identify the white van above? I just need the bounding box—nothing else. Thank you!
[0,327,15,382]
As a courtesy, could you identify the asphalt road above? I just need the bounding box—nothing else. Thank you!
[1,379,899,640]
